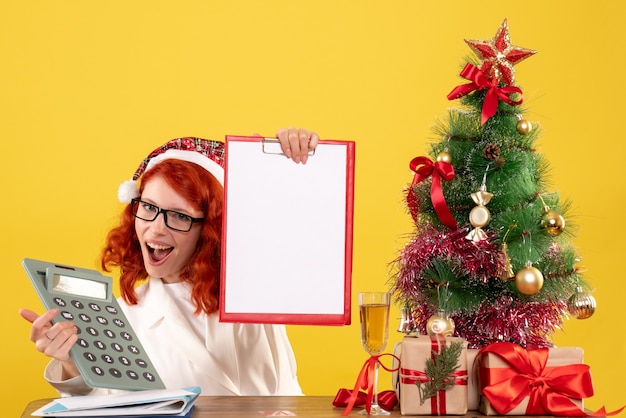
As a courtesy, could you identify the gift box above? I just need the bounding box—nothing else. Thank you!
[397,335,468,415]
[477,342,591,416]
[466,348,480,411]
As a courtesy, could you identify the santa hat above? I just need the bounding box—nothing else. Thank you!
[118,137,225,203]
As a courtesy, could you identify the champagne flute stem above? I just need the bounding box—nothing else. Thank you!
[372,360,380,409]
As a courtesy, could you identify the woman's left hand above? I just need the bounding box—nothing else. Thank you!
[275,127,319,164]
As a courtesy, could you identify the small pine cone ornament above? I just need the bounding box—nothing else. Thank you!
[483,144,501,161]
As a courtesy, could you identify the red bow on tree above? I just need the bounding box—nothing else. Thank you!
[447,63,523,125]
[409,156,457,229]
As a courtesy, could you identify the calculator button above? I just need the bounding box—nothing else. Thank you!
[96,316,108,325]
[78,313,91,322]
[89,303,101,311]
[105,306,118,315]
[113,318,125,328]
[94,340,106,350]
[84,352,97,362]
[101,354,114,364]
[92,366,105,376]
[86,327,99,336]
[111,343,123,352]
[143,372,157,382]
[110,368,122,378]
[119,356,131,366]
[135,359,148,368]
[127,370,139,380]
[77,338,89,348]
[53,297,66,307]
[103,329,115,339]
[128,345,140,355]
[60,311,74,320]
[71,300,84,309]
[120,332,132,341]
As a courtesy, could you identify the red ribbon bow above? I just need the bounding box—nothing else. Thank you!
[332,388,398,412]
[478,342,624,417]
[339,354,400,416]
[447,63,524,125]
[409,156,457,229]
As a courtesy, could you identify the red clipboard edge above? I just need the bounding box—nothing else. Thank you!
[219,136,354,326]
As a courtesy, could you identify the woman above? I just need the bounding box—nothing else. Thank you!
[20,127,319,396]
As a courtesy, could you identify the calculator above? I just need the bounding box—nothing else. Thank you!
[22,258,166,391]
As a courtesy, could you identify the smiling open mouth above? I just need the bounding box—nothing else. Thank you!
[147,242,173,262]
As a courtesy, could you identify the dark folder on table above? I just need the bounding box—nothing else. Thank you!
[219,135,354,325]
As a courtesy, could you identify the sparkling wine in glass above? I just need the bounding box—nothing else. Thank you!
[358,292,391,416]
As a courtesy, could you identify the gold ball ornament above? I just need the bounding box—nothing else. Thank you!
[426,311,455,337]
[436,150,452,164]
[567,288,596,319]
[516,119,532,135]
[542,210,565,236]
[514,265,544,295]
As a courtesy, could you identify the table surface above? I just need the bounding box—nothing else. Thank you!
[21,395,563,417]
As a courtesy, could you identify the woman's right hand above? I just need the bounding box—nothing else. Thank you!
[19,308,81,380]
[275,127,319,165]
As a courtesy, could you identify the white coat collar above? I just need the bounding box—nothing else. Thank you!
[138,277,241,395]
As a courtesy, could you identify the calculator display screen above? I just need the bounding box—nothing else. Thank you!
[51,274,107,300]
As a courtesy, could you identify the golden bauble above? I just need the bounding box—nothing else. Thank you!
[425,311,455,337]
[542,210,565,236]
[436,150,452,164]
[516,119,532,135]
[567,289,596,319]
[514,266,544,295]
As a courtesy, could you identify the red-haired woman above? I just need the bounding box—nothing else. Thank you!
[20,127,319,396]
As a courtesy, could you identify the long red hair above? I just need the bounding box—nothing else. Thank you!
[101,159,223,315]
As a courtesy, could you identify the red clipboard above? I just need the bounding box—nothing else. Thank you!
[220,135,354,325]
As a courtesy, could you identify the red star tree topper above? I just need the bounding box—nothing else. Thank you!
[464,19,536,86]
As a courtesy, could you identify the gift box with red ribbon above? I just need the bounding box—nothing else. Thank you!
[478,342,601,416]
[466,348,480,411]
[397,335,468,415]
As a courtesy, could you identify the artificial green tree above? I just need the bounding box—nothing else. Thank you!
[391,20,596,349]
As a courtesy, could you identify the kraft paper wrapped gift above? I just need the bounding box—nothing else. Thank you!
[466,348,479,411]
[397,335,468,415]
[477,342,590,416]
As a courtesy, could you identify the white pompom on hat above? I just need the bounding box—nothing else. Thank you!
[117,137,225,203]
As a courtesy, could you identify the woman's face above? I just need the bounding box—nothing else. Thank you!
[135,175,204,283]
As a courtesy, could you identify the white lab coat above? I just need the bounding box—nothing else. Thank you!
[44,277,302,397]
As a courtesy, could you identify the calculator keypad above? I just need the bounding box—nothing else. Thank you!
[52,295,163,389]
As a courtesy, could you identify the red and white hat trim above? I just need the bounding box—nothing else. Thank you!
[118,137,225,203]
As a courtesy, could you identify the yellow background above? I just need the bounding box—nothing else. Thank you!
[2,1,625,416]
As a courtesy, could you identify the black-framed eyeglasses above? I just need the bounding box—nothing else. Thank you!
[131,198,205,232]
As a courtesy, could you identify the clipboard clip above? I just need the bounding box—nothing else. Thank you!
[262,138,315,156]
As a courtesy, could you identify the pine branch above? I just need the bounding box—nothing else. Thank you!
[417,340,464,405]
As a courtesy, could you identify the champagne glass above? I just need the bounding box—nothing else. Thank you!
[358,292,391,416]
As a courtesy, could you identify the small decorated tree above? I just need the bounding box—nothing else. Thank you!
[391,19,596,349]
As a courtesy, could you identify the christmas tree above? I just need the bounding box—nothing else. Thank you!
[391,19,597,349]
